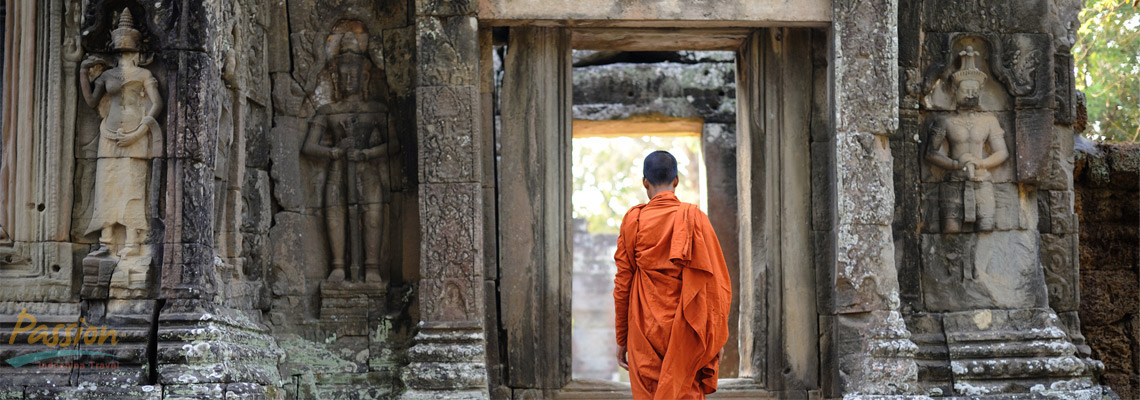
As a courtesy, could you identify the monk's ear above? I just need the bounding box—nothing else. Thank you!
[643,178,650,189]
[671,177,679,188]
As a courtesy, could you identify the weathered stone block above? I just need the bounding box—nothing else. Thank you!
[416,15,478,87]
[833,0,895,60]
[417,0,474,16]
[1054,53,1076,125]
[266,0,291,73]
[417,86,480,184]
[921,230,1048,312]
[1079,269,1140,326]
[1078,223,1138,271]
[241,169,272,235]
[897,0,921,68]
[164,158,216,246]
[268,116,324,212]
[1084,324,1133,375]
[1039,125,1076,191]
[161,50,222,164]
[921,0,1051,33]
[1047,190,1075,234]
[0,243,83,302]
[822,310,919,396]
[268,212,330,297]
[1041,233,1080,312]
[382,26,415,97]
[286,0,408,34]
[243,102,270,169]
[1004,34,1055,110]
[1014,108,1055,183]
[836,132,894,226]
[419,183,482,281]
[991,183,1019,231]
[835,224,897,313]
[834,57,898,136]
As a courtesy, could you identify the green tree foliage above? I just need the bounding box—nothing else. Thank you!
[1074,0,1140,142]
[572,136,705,234]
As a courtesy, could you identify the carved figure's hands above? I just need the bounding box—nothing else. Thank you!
[347,150,366,162]
[116,126,147,147]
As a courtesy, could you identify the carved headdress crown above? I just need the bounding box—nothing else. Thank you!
[952,46,986,88]
[111,8,141,52]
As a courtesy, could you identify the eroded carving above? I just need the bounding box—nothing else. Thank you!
[301,20,396,284]
[77,8,162,295]
[421,184,477,280]
[925,47,1009,233]
[1000,36,1041,96]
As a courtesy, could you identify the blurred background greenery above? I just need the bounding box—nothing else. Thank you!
[572,135,706,234]
[1074,0,1139,142]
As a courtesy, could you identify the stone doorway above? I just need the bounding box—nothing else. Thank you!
[566,48,740,384]
[491,27,826,398]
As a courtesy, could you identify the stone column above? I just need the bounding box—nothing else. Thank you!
[402,0,488,397]
[821,0,920,396]
[139,2,281,397]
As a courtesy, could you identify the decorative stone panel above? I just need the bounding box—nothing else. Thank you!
[417,86,480,184]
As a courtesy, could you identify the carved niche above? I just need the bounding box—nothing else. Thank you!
[76,8,164,298]
[922,40,1012,234]
[917,34,1056,312]
[301,19,398,285]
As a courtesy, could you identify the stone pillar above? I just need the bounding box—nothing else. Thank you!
[822,0,920,396]
[402,0,488,397]
[134,1,281,396]
[893,0,1105,396]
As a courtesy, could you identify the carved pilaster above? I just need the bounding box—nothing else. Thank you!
[827,0,919,396]
[404,0,487,395]
[404,182,487,398]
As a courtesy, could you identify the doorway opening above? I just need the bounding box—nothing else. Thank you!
[493,28,821,396]
[567,50,740,384]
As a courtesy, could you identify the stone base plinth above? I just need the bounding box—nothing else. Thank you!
[319,280,386,337]
[939,309,1104,397]
[401,324,488,400]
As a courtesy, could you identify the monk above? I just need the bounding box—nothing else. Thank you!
[614,150,732,400]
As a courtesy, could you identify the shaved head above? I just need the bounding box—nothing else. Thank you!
[643,151,678,186]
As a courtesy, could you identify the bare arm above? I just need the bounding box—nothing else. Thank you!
[301,116,341,159]
[79,58,106,109]
[924,120,959,170]
[144,76,162,119]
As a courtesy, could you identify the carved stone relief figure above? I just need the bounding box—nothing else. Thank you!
[925,47,1009,233]
[77,9,162,294]
[301,20,396,284]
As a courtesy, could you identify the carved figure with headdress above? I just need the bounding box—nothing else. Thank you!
[925,46,1009,233]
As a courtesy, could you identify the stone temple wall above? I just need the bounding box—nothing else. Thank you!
[894,0,1109,396]
[1074,140,1140,399]
[0,0,422,398]
[0,0,1128,398]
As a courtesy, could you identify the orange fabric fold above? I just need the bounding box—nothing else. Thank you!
[614,191,732,400]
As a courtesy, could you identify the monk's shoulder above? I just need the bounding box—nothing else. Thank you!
[682,202,710,219]
[620,204,647,227]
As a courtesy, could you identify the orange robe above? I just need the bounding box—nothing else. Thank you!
[614,191,732,400]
